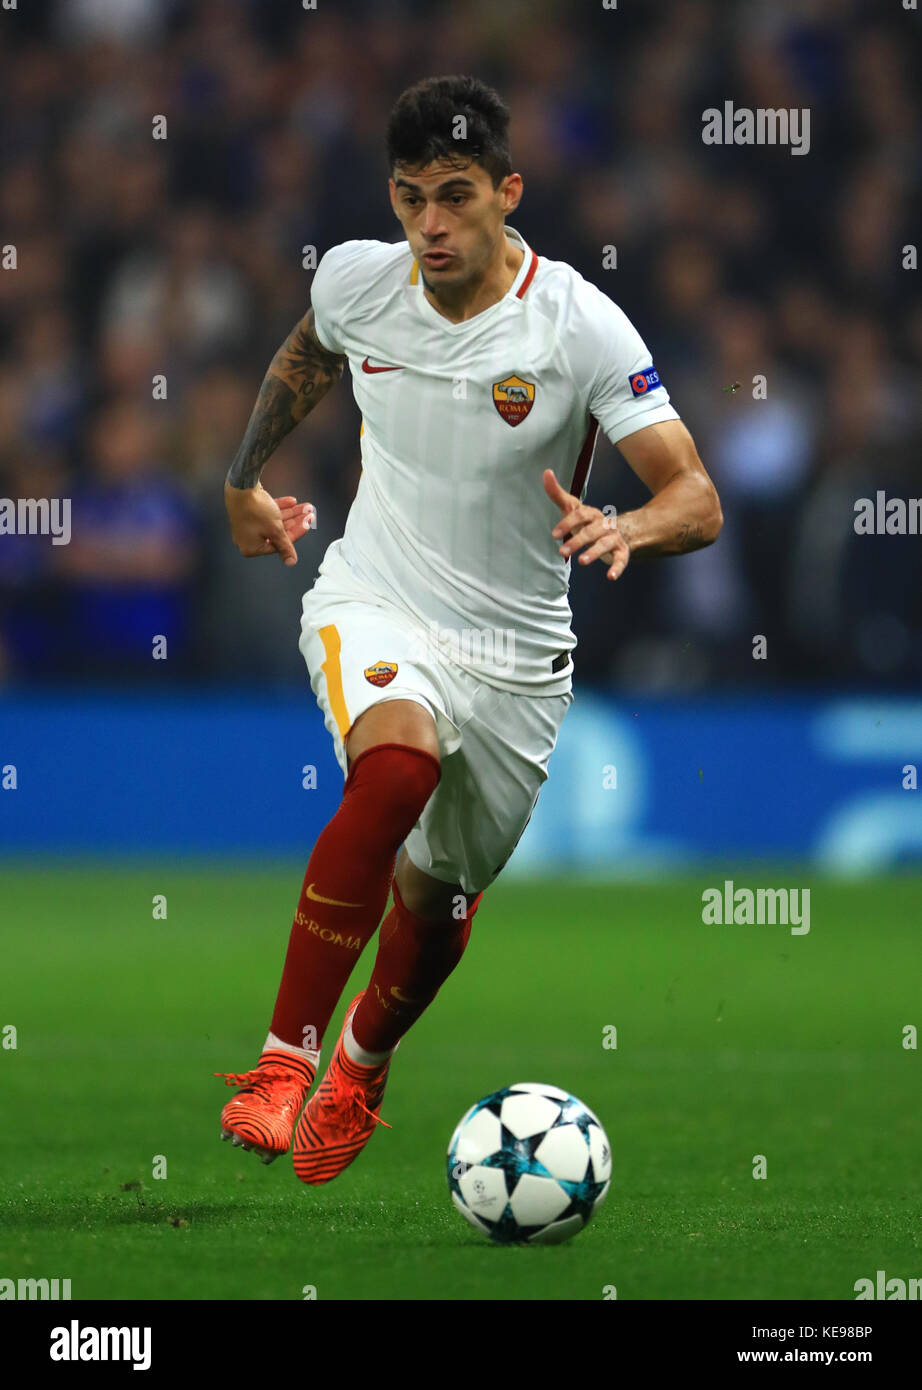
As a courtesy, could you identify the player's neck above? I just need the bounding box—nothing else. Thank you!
[421,230,524,324]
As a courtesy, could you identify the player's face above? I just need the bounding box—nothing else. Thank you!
[389,159,522,289]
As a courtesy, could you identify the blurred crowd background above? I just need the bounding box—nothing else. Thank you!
[0,0,919,692]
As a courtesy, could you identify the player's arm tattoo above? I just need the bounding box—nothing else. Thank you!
[226,309,345,489]
[676,520,705,552]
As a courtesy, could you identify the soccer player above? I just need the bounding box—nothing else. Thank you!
[216,76,722,1183]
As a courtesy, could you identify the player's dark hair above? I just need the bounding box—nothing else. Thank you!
[386,75,513,188]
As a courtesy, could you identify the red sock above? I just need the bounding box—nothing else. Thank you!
[269,744,440,1050]
[350,879,483,1054]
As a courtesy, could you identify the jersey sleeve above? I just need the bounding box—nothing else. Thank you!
[309,241,370,356]
[563,278,680,444]
[309,246,346,354]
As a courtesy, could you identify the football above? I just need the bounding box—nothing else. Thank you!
[446,1082,611,1244]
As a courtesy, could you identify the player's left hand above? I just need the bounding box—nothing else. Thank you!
[543,469,630,581]
[224,481,315,565]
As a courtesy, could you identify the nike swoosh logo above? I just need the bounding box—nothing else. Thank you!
[390,986,418,1004]
[305,882,365,908]
[362,358,403,373]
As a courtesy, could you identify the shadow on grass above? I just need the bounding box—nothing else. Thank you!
[0,1194,339,1230]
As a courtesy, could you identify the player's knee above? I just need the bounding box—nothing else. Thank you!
[344,742,441,833]
[395,854,484,923]
[346,698,439,766]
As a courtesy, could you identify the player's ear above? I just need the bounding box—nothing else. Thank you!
[501,172,523,215]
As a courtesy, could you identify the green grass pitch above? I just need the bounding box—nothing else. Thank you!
[1,867,920,1300]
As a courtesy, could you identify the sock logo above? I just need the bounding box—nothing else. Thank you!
[390,986,419,1004]
[305,883,365,908]
[294,910,362,948]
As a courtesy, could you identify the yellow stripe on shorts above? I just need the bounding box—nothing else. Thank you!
[318,624,351,741]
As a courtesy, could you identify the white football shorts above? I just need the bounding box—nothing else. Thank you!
[299,556,572,896]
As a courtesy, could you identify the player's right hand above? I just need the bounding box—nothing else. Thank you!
[224,480,315,566]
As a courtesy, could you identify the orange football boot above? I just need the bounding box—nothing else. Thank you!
[292,993,394,1185]
[216,1048,316,1164]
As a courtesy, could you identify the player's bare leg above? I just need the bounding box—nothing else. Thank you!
[344,697,440,768]
[219,698,443,1165]
[391,845,466,917]
[292,701,484,1184]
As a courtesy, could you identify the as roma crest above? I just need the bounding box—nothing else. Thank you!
[364,660,398,688]
[493,374,535,427]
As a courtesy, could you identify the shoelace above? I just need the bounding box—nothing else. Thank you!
[346,1084,393,1131]
[313,1075,394,1132]
[214,1064,305,1100]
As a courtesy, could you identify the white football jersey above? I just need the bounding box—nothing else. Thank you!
[308,225,679,694]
